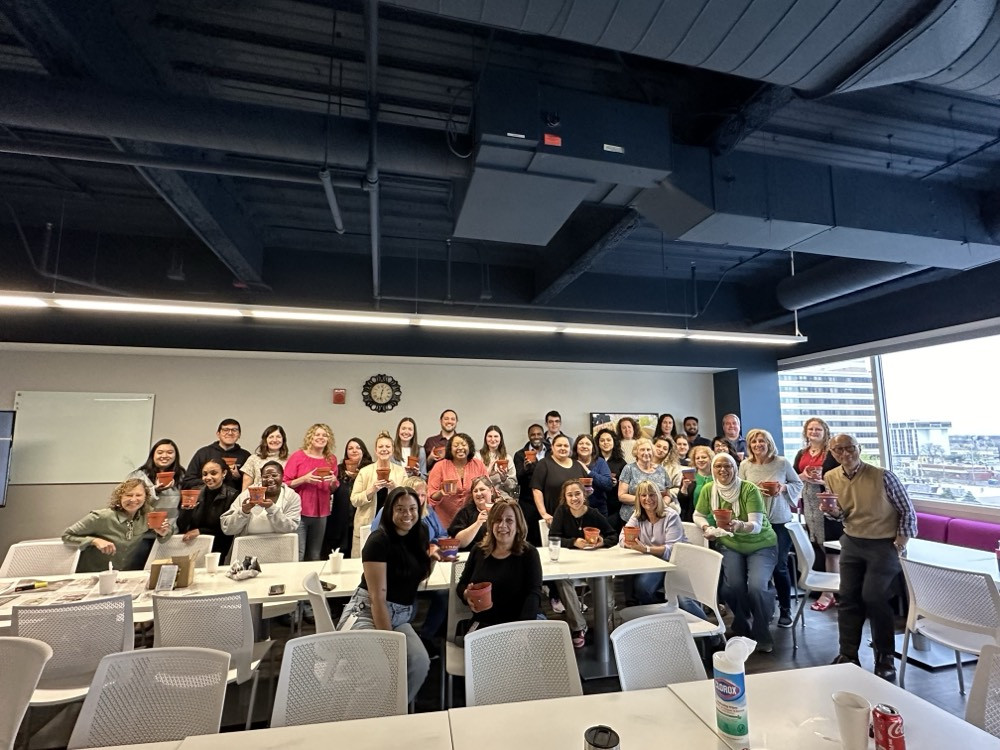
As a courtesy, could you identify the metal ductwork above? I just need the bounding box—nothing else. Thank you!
[775,259,928,311]
[0,71,468,179]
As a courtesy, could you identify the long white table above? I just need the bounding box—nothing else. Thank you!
[437,545,673,679]
[668,662,995,749]
[826,537,999,580]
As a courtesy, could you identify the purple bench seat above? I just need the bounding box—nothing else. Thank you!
[915,512,949,543]
[945,517,1000,552]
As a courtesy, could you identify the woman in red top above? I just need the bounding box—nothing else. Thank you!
[284,423,339,561]
[427,432,487,528]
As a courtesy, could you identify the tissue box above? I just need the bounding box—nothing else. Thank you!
[147,553,197,589]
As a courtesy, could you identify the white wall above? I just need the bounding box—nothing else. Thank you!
[0,344,717,559]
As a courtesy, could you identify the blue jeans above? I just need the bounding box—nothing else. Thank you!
[337,588,430,704]
[634,572,708,619]
[720,545,778,645]
[772,523,793,610]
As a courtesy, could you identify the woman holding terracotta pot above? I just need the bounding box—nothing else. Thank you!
[652,436,684,509]
[283,423,340,561]
[596,428,626,527]
[391,417,426,478]
[677,445,715,521]
[572,434,614,516]
[63,478,172,572]
[221,460,301,539]
[427,433,487,528]
[479,425,518,499]
[176,458,239,561]
[324,437,372,558]
[126,438,186,567]
[350,431,407,558]
[617,438,670,525]
[694,452,778,651]
[448,476,501,549]
[456,498,542,629]
[738,427,803,629]
[241,425,289,490]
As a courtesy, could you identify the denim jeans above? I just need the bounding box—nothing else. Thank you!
[337,588,430,704]
[719,545,778,645]
[634,571,708,619]
[772,523,793,610]
[297,515,327,561]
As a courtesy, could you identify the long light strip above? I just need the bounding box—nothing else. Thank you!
[0,291,806,345]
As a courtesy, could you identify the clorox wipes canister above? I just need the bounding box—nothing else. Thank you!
[713,637,756,743]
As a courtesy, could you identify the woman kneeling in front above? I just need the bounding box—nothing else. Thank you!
[337,486,435,704]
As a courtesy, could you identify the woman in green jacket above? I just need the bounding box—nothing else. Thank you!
[693,452,778,651]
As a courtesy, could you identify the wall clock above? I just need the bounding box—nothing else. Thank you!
[361,374,402,413]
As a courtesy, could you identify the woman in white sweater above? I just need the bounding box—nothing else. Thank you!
[221,461,301,539]
[350,431,407,557]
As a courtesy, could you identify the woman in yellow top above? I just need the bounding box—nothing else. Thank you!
[350,431,406,557]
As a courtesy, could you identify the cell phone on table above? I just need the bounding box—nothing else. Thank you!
[268,584,285,596]
[320,580,337,592]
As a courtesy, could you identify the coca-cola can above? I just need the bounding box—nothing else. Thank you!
[873,703,905,750]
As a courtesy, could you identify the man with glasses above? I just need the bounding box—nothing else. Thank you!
[824,434,917,683]
[182,418,251,491]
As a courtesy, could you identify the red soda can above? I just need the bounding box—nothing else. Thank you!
[873,703,905,750]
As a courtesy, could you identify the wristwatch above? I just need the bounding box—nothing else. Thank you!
[644,544,651,554]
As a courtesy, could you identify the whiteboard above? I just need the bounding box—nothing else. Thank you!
[11,391,154,485]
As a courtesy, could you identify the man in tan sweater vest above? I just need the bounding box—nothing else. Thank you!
[823,434,917,683]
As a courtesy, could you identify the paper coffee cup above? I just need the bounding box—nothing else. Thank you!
[98,569,116,595]
[205,552,221,574]
[328,552,344,573]
[832,691,871,750]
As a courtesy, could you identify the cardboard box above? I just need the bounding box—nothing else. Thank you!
[147,553,197,589]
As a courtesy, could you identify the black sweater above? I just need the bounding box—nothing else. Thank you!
[176,485,238,559]
[456,544,543,626]
[549,505,617,547]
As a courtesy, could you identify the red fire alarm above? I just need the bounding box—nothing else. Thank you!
[332,388,346,405]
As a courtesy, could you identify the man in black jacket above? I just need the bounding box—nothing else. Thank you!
[182,418,251,491]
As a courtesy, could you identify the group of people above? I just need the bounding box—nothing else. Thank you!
[57,407,917,696]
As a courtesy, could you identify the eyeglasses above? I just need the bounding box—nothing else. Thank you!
[830,445,859,454]
[219,427,240,433]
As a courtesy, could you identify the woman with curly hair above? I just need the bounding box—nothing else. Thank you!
[284,423,340,561]
[63,478,172,572]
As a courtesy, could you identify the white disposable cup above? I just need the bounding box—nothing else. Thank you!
[832,691,871,750]
[205,552,221,574]
[328,552,344,573]
[98,569,116,595]
[548,536,561,562]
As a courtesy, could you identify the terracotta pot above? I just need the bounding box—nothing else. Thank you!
[146,510,167,529]
[465,581,493,610]
[407,454,419,468]
[314,466,332,478]
[496,459,509,472]
[807,466,823,480]
[433,446,445,459]
[623,526,640,544]
[180,490,200,509]
[376,467,391,482]
[712,508,734,528]
[583,526,601,544]
[437,537,460,560]
[248,486,266,504]
[442,479,458,494]
[759,481,780,497]
[524,450,537,462]
[155,471,173,486]
[579,477,593,486]
[222,457,237,469]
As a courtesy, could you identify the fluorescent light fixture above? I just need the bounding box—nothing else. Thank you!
[688,332,807,345]
[251,310,411,325]
[418,318,559,333]
[0,295,47,307]
[562,325,686,339]
[54,299,241,317]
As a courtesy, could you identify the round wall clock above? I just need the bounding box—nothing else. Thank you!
[361,374,402,413]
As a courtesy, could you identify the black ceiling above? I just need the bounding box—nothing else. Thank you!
[4,0,1000,351]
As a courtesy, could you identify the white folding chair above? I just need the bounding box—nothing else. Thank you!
[966,642,1000,738]
[786,521,841,649]
[538,519,549,547]
[12,595,133,708]
[1,540,80,577]
[68,647,230,749]
[270,631,407,726]
[444,559,470,708]
[611,612,706,690]
[231,533,300,628]
[464,620,582,707]
[144,534,215,569]
[620,543,726,644]
[0,637,53,750]
[681,521,708,548]
[899,557,1000,695]
[153,591,272,730]
[301,572,335,634]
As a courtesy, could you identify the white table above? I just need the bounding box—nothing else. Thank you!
[177,711,452,750]
[448,686,726,750]
[825,538,998,580]
[668,662,995,749]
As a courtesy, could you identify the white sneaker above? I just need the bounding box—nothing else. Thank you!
[550,597,565,614]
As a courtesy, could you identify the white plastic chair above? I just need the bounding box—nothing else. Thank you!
[68,647,230,749]
[231,533,300,627]
[966,642,1000,738]
[301,572,335,634]
[444,559,470,707]
[538,519,549,547]
[620,543,726,643]
[611,612,706,690]
[152,591,272,730]
[899,557,1000,695]
[0,637,53,750]
[682,521,708,548]
[12,595,133,708]
[786,521,840,650]
[143,534,215,569]
[270,631,407,726]
[1,540,81,577]
[464,620,582,707]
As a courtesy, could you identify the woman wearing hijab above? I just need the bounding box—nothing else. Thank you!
[693,452,778,651]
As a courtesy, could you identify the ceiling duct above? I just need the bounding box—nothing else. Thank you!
[453,69,671,245]
[775,258,927,311]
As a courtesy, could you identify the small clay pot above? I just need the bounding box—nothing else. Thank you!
[623,526,640,544]
[579,477,593,486]
[248,486,266,504]
[437,537,460,560]
[465,581,493,610]
[155,472,174,487]
[146,510,167,529]
[180,490,200,509]
[583,527,601,544]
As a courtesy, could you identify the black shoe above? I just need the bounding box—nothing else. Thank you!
[420,636,440,660]
[777,609,793,628]
[832,653,861,667]
[874,654,897,683]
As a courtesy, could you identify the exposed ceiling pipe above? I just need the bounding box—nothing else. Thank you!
[775,258,928,311]
[365,0,381,301]
[376,293,694,320]
[318,169,347,233]
[0,71,469,180]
